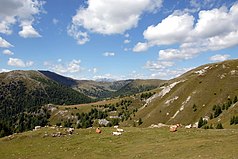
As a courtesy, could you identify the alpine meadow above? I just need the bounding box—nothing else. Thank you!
[0,0,238,159]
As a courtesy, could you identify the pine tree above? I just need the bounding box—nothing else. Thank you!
[198,117,204,128]
[210,113,213,120]
[214,105,222,118]
[230,116,235,125]
[138,118,143,125]
[235,116,238,124]
[222,104,225,110]
[216,123,223,129]
[233,96,238,104]
[192,104,197,112]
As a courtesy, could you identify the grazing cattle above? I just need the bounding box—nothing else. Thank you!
[117,128,124,132]
[66,128,74,135]
[96,127,101,134]
[51,132,62,137]
[170,124,180,132]
[185,124,192,129]
[114,125,119,128]
[112,132,122,136]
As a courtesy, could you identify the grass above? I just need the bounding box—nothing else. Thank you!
[0,127,237,159]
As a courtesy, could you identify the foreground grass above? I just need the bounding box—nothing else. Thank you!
[0,127,237,159]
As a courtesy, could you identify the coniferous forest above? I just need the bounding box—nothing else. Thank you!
[0,76,92,137]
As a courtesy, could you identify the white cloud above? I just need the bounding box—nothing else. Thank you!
[0,37,13,48]
[45,59,82,74]
[193,7,232,38]
[67,25,89,45]
[135,3,238,61]
[103,52,115,57]
[144,60,174,70]
[158,49,194,60]
[143,13,194,45]
[8,58,33,67]
[209,54,230,62]
[19,25,41,38]
[149,67,193,79]
[3,49,14,55]
[68,0,163,44]
[124,39,130,44]
[0,0,45,38]
[133,42,149,52]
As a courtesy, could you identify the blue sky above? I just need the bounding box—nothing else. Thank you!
[0,0,238,80]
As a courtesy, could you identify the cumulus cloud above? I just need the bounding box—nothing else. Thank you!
[2,49,14,55]
[44,59,82,74]
[158,49,194,60]
[135,3,238,61]
[133,42,149,52]
[8,58,33,67]
[0,0,44,37]
[209,54,230,62]
[19,25,41,38]
[68,0,163,44]
[103,52,115,57]
[0,37,13,48]
[143,13,194,45]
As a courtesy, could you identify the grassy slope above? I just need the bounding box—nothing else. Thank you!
[0,127,237,159]
[136,59,238,127]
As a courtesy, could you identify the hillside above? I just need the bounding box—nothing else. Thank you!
[133,59,238,128]
[75,79,164,99]
[39,71,164,99]
[39,70,77,87]
[42,59,238,130]
[37,70,164,99]
[0,70,92,137]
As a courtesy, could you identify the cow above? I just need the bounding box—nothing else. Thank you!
[170,124,180,132]
[116,128,124,132]
[112,132,122,136]
[96,127,101,134]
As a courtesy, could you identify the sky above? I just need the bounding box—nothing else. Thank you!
[0,0,238,80]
